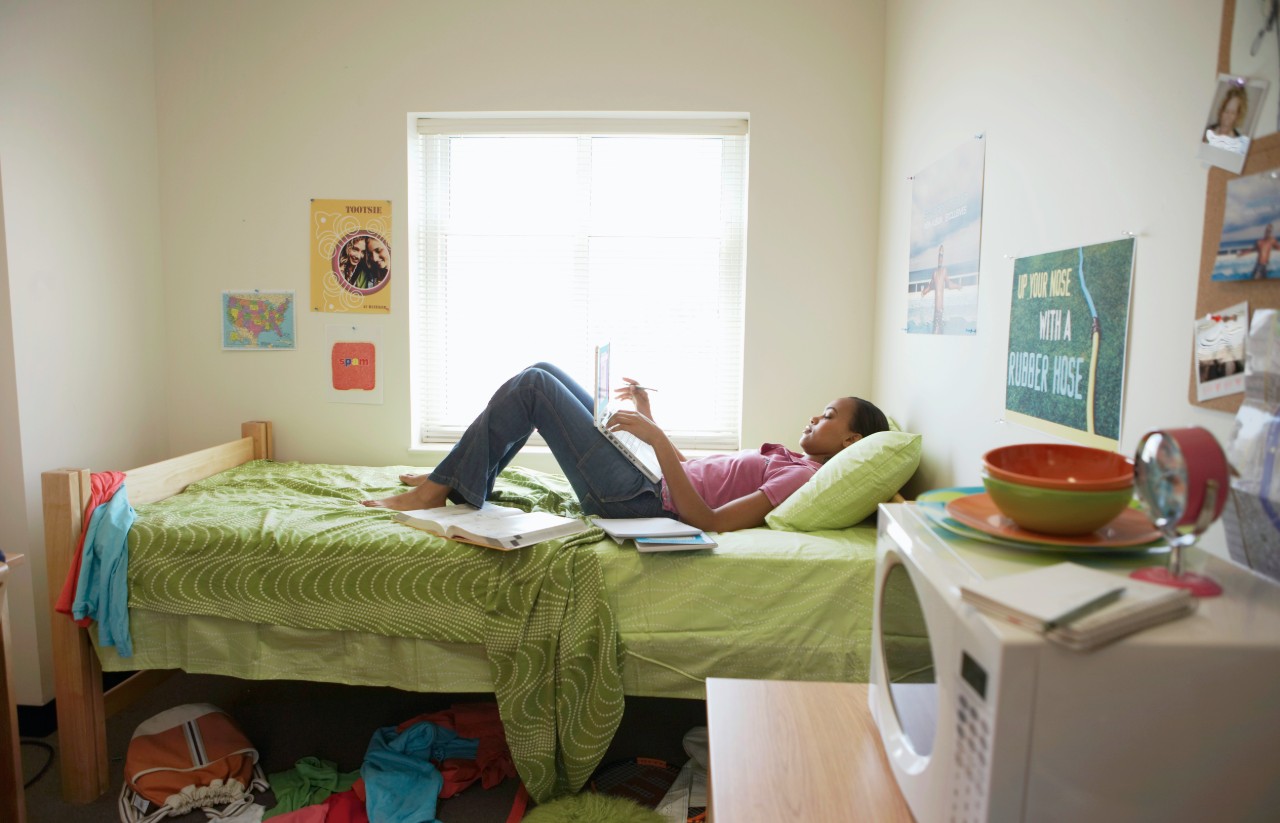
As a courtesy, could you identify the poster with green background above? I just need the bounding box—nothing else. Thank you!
[1005,238,1135,448]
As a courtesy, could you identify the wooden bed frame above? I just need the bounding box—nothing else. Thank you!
[42,419,904,804]
[42,421,273,803]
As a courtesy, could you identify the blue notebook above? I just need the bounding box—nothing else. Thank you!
[634,532,717,552]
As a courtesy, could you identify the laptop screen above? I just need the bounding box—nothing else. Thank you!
[593,343,612,423]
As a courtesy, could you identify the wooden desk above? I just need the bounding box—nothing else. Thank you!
[706,678,914,822]
[1,553,27,823]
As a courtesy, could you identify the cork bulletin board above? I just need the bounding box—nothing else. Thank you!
[1194,0,1280,411]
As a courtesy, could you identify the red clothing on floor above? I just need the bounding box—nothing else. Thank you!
[267,788,368,823]
[396,702,516,797]
[323,788,369,823]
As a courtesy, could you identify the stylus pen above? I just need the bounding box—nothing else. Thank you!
[1044,586,1126,630]
[628,385,658,392]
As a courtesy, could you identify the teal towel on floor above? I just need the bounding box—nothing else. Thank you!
[362,721,479,823]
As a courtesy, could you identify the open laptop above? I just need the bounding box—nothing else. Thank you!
[593,343,663,482]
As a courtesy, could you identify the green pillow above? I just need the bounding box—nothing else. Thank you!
[765,430,922,532]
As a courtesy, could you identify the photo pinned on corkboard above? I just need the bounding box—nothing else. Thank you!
[1199,74,1269,174]
[1193,302,1248,402]
[1212,169,1280,281]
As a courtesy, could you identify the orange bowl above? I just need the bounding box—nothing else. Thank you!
[982,443,1134,492]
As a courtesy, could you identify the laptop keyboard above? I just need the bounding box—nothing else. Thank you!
[612,428,644,451]
[608,427,663,478]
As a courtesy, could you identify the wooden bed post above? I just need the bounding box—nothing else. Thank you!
[39,422,270,803]
[241,420,274,460]
[41,468,110,804]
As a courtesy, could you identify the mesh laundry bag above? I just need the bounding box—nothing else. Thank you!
[119,703,268,823]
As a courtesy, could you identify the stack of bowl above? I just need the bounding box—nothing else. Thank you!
[981,443,1135,536]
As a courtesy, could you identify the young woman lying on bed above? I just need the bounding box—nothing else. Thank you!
[363,362,889,532]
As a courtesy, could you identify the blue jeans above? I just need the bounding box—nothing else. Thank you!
[429,363,669,518]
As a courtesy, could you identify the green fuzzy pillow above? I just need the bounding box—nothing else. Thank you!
[765,429,922,532]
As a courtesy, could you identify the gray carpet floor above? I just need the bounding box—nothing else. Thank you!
[21,672,707,822]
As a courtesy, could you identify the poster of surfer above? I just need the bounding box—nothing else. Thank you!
[1212,169,1280,281]
[906,136,986,335]
[1005,238,1136,450]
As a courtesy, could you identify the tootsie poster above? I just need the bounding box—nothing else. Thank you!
[310,199,391,314]
[1005,238,1135,449]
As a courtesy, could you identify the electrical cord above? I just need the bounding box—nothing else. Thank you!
[20,739,54,789]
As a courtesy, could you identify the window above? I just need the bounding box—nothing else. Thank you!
[410,114,749,450]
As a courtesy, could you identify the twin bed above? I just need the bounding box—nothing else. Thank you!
[43,421,909,803]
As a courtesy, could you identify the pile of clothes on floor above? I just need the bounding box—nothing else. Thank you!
[120,702,517,823]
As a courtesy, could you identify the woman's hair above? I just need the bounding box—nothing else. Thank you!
[1219,85,1248,126]
[847,397,890,439]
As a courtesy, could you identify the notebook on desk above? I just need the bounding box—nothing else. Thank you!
[594,343,663,482]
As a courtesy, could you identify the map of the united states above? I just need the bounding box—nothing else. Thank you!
[223,292,295,349]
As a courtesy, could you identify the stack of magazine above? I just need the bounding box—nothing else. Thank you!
[959,562,1196,652]
[589,517,717,552]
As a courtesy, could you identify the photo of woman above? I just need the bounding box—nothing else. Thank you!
[333,230,391,293]
[1199,74,1269,173]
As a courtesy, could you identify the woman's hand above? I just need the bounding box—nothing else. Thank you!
[614,378,653,419]
[605,408,664,446]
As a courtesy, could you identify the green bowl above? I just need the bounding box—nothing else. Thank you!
[981,473,1133,535]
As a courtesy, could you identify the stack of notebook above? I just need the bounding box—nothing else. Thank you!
[959,562,1197,652]
[589,517,717,552]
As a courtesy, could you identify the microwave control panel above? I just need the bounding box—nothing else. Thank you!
[951,651,992,823]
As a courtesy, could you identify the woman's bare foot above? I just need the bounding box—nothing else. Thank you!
[399,473,429,487]
[361,481,450,510]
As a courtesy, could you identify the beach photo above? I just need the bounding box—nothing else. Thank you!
[1212,169,1280,281]
[906,136,986,335]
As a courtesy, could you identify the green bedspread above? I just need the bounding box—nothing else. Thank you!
[119,459,901,800]
[127,460,619,802]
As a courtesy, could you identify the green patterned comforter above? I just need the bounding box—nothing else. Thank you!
[122,459,894,801]
[127,460,618,801]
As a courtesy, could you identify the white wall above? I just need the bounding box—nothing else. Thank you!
[5,0,1241,706]
[0,0,168,703]
[152,0,887,467]
[872,0,1241,555]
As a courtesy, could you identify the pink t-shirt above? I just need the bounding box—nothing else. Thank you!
[661,443,821,515]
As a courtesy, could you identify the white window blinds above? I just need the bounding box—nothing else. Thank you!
[411,114,749,450]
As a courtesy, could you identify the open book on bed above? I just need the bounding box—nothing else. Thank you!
[393,503,589,550]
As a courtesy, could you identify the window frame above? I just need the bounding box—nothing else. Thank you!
[408,112,750,450]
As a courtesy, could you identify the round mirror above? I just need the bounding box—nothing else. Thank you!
[880,561,938,756]
[1134,426,1231,532]
[1134,430,1188,528]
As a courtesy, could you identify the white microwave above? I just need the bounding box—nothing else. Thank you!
[870,503,1280,823]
